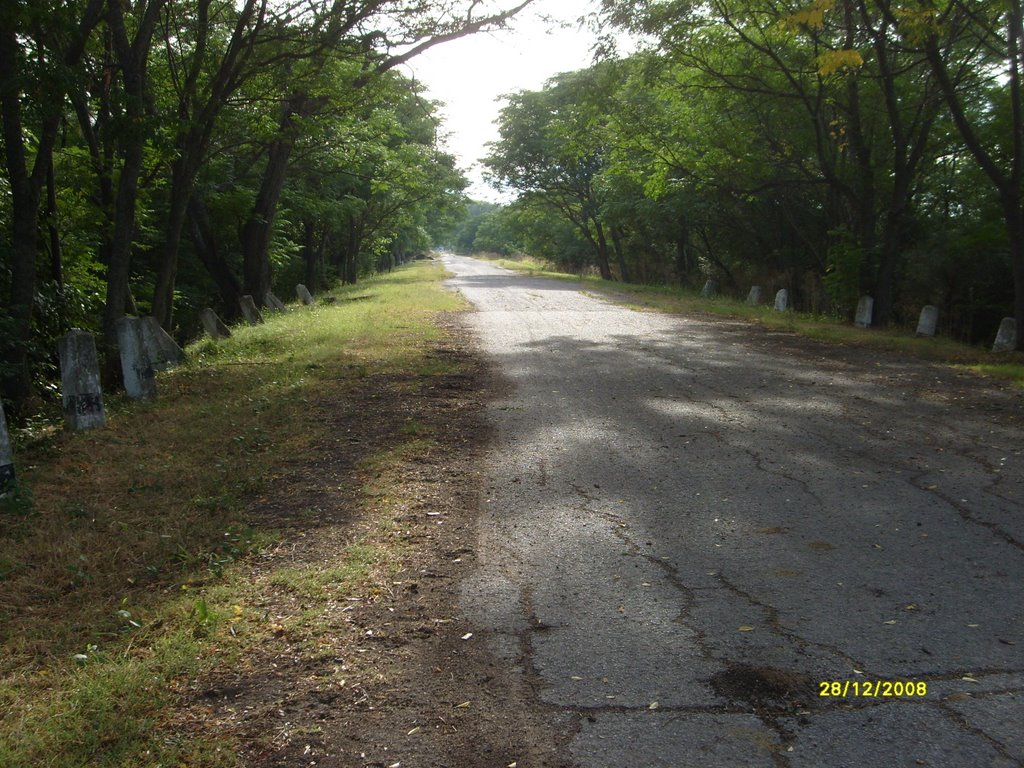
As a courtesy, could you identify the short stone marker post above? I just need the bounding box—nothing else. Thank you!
[916,305,939,337]
[0,401,14,494]
[58,329,107,431]
[140,316,185,370]
[264,291,287,312]
[296,284,315,306]
[992,317,1017,352]
[239,295,264,325]
[116,316,157,401]
[201,308,231,339]
[854,296,874,328]
[747,286,763,305]
[701,280,719,297]
[774,289,789,312]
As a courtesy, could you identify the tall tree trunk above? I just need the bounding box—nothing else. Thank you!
[592,219,613,280]
[149,0,266,329]
[0,25,41,402]
[45,147,64,289]
[610,226,630,283]
[152,157,199,328]
[0,0,102,403]
[103,0,165,382]
[344,217,363,285]
[674,215,695,286]
[241,93,312,302]
[102,138,146,380]
[873,212,902,328]
[187,196,242,319]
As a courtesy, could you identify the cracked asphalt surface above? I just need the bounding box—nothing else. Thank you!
[443,255,1024,768]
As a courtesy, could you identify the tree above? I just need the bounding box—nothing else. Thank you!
[486,65,628,280]
[0,0,103,404]
[599,0,946,323]
[2,0,523,404]
[901,0,1024,348]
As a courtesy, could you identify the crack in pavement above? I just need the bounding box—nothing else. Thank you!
[445,255,1024,768]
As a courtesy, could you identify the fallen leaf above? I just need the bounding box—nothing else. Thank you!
[962,676,978,683]
[738,625,754,632]
[408,727,421,736]
[884,620,897,625]
[455,701,471,709]
[649,702,659,710]
[461,633,473,641]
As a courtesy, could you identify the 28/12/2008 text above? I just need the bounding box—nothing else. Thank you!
[819,681,928,698]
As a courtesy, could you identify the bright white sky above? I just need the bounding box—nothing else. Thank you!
[407,0,606,202]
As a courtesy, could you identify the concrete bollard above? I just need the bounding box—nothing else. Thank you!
[140,316,185,370]
[201,308,231,339]
[116,316,157,401]
[264,291,287,312]
[0,401,14,494]
[747,286,763,305]
[916,305,939,337]
[296,284,315,306]
[774,289,789,312]
[992,317,1017,352]
[854,296,874,328]
[239,295,264,325]
[701,280,719,297]
[58,330,107,431]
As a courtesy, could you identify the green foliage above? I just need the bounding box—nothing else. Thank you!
[823,228,864,317]
[472,0,1022,336]
[1,0,494,405]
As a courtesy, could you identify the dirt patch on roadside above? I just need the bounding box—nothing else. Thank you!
[171,315,568,767]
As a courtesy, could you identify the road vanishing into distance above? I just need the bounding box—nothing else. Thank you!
[443,255,1024,768]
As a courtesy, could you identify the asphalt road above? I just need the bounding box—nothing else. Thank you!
[442,254,1024,768]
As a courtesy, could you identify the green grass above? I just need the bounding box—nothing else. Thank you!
[268,544,388,600]
[482,254,1024,387]
[0,261,467,767]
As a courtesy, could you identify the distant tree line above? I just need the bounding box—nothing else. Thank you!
[0,0,532,411]
[462,0,1023,348]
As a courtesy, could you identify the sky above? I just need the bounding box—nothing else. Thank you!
[407,0,606,202]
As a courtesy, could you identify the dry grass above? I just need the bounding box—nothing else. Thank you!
[0,261,467,767]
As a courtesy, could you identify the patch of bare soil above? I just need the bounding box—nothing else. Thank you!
[173,316,567,767]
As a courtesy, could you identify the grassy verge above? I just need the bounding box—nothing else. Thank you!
[481,254,1024,387]
[0,261,467,767]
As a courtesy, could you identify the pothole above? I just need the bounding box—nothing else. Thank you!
[710,664,817,710]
